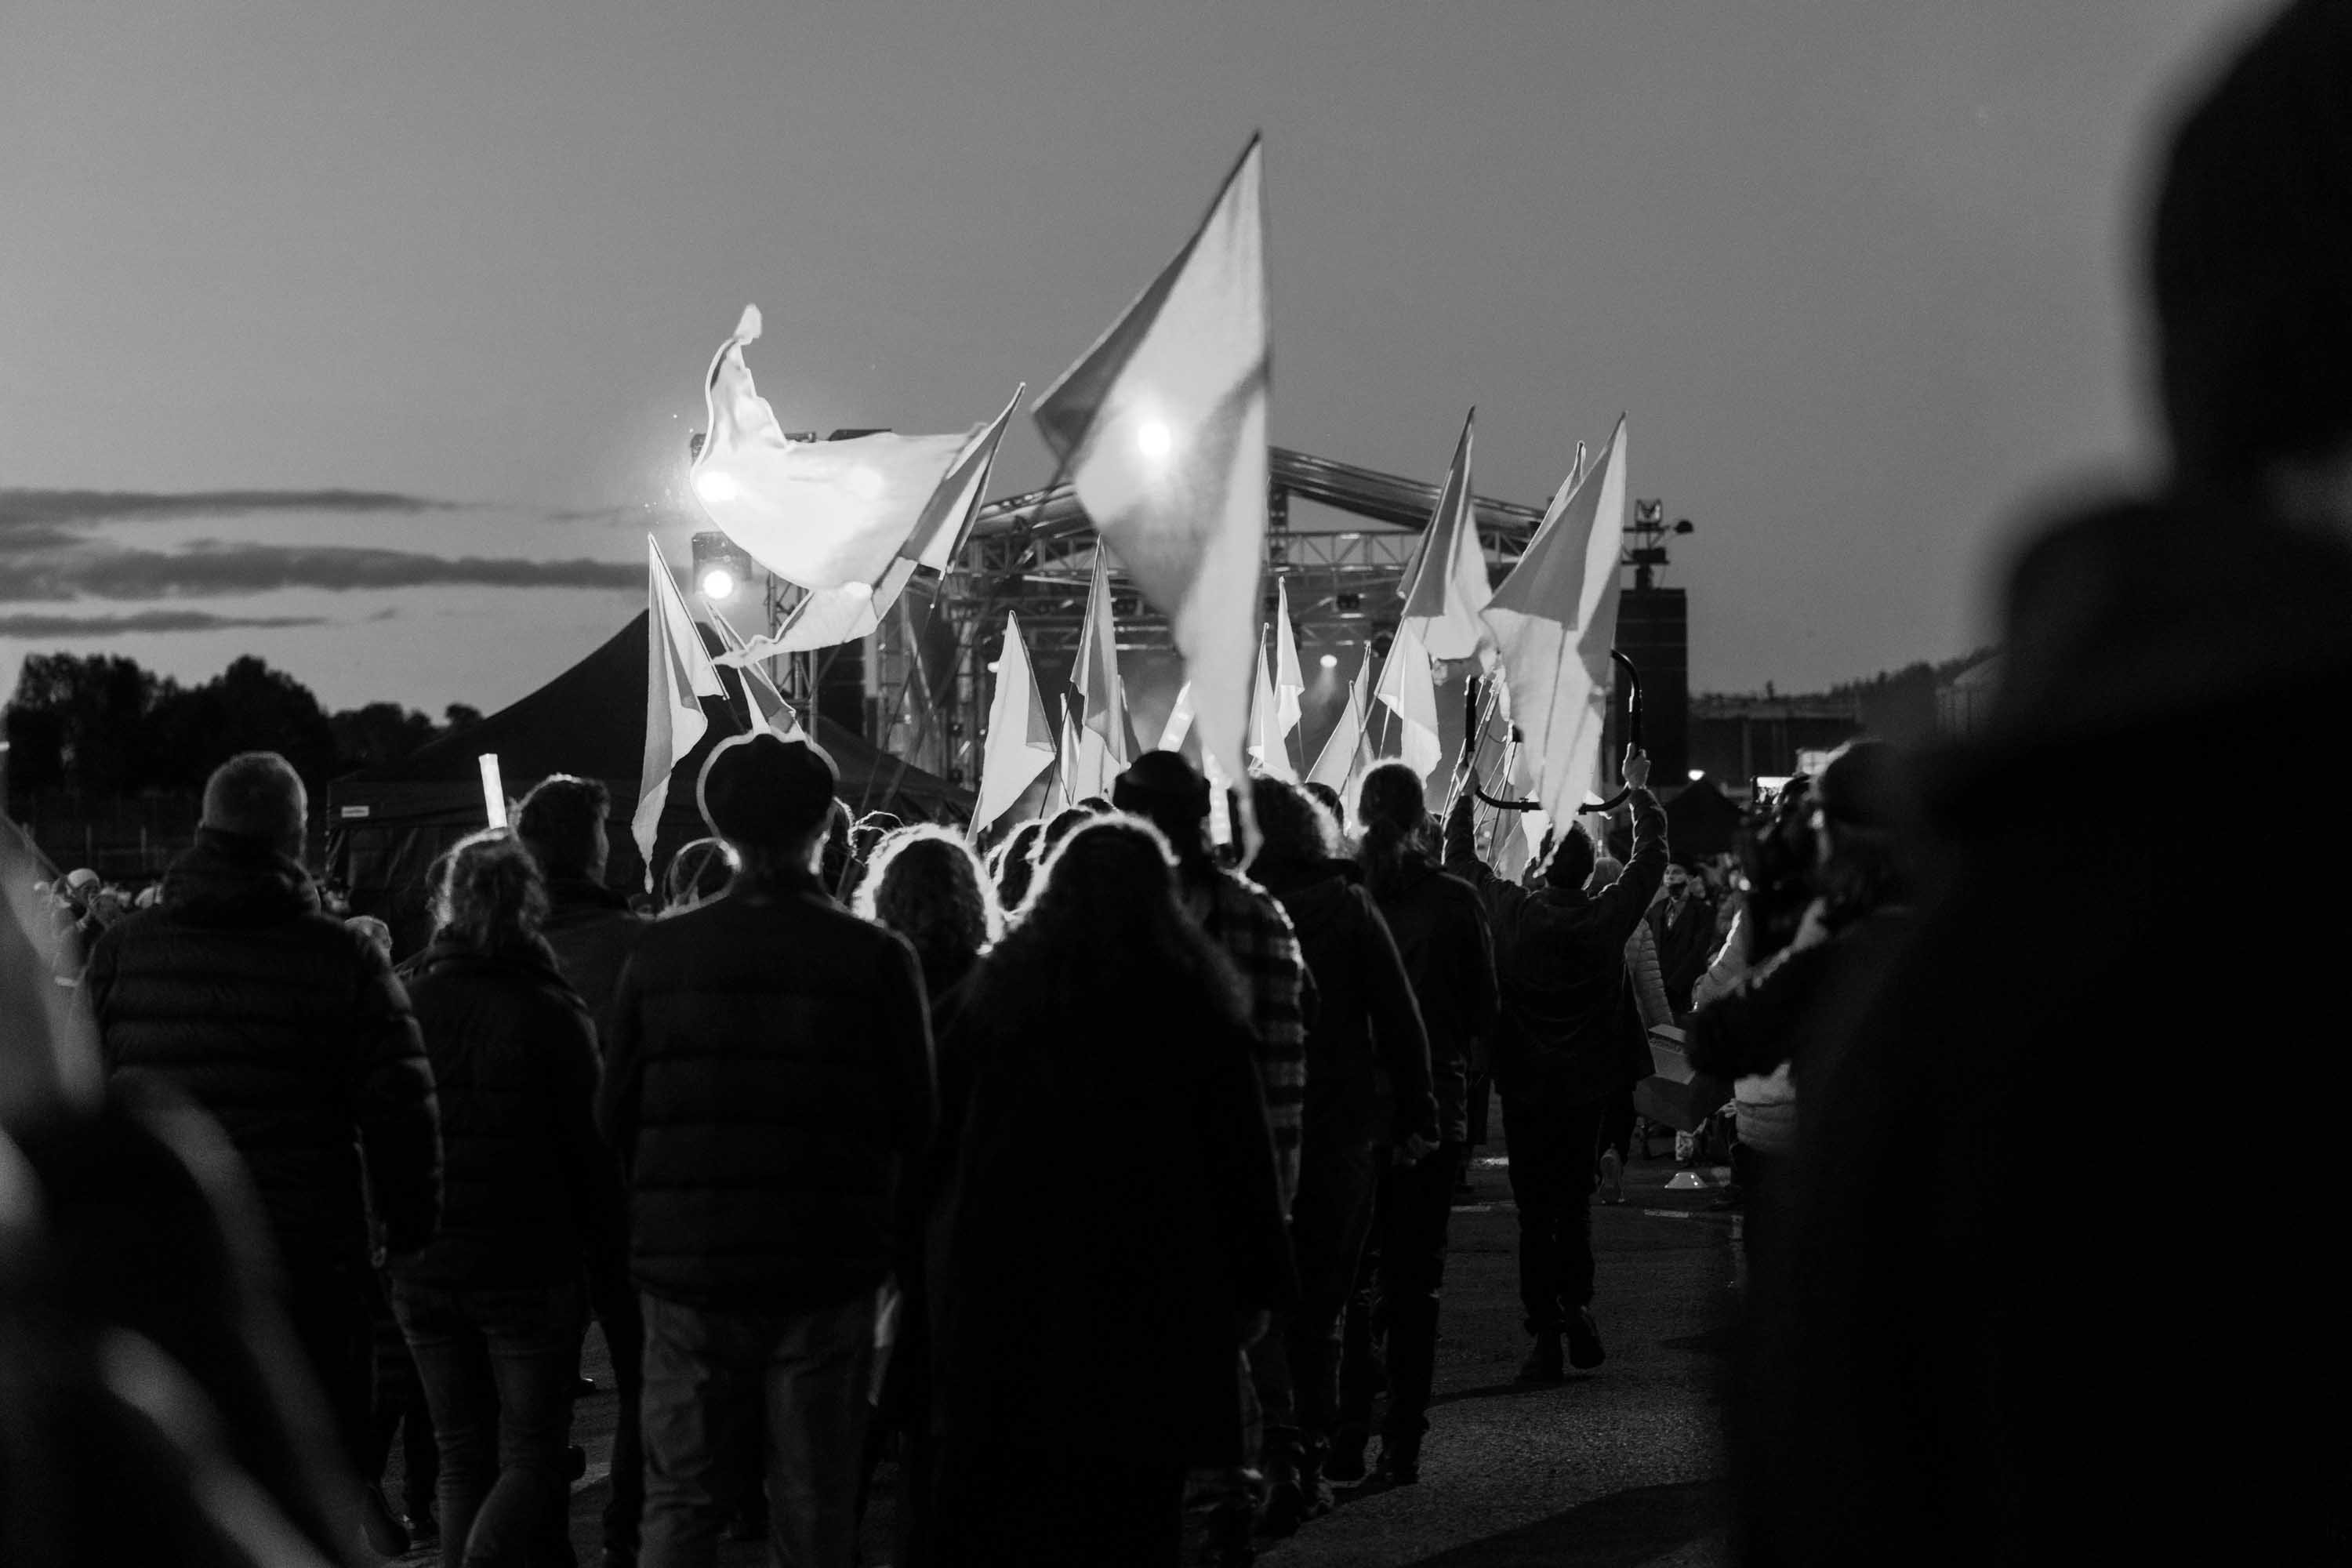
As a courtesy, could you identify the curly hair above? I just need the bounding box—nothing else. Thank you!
[433,829,552,959]
[1250,775,1338,865]
[854,823,1001,993]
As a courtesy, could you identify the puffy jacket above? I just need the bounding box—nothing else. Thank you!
[1361,851,1497,1144]
[599,867,935,1312]
[539,877,645,1040]
[1249,855,1436,1150]
[85,829,441,1268]
[1445,787,1668,1103]
[393,938,624,1290]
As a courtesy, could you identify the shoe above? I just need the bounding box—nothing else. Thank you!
[1566,1307,1606,1370]
[401,1508,437,1547]
[360,1483,410,1558]
[1515,1330,1566,1384]
[1597,1147,1624,1204]
[1324,1423,1368,1485]
[1373,1433,1422,1486]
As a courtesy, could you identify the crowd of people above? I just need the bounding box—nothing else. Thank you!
[4,2,2348,1562]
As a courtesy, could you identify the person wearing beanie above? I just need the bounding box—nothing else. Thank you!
[82,750,442,1535]
[1443,742,1664,1384]
[600,731,935,1568]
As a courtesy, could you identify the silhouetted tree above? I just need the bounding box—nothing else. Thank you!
[330,702,441,771]
[4,653,177,794]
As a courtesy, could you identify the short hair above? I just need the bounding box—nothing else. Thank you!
[201,752,307,845]
[515,775,610,879]
[1544,820,1597,891]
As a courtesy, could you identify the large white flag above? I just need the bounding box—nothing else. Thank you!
[717,383,1025,661]
[637,536,728,888]
[707,604,804,739]
[1374,617,1443,782]
[691,305,974,593]
[1272,574,1305,744]
[1307,645,1373,796]
[975,612,1057,831]
[1033,137,1269,806]
[1396,409,1492,662]
[1248,630,1298,780]
[1067,546,1134,800]
[1482,417,1629,820]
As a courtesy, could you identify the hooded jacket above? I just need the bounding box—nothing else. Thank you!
[84,828,441,1268]
[1359,850,1497,1145]
[394,938,624,1290]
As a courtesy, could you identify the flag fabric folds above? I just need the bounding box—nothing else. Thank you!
[717,383,1025,662]
[637,536,728,889]
[1272,575,1305,744]
[1066,546,1134,800]
[707,604,804,739]
[975,612,1057,831]
[1033,136,1269,807]
[1396,410,1493,662]
[692,304,975,593]
[1249,630,1298,780]
[1157,681,1196,753]
[1055,702,1083,811]
[1481,417,1630,821]
[1307,646,1372,797]
[1373,617,1443,782]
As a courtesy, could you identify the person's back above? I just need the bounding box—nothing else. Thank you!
[515,773,646,1026]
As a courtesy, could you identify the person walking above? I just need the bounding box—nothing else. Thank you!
[928,817,1294,1567]
[1334,763,1498,1486]
[82,751,442,1537]
[1242,778,1435,1531]
[601,733,935,1568]
[1444,742,1663,1381]
[1649,862,1715,1017]
[390,829,626,1566]
[1587,856,1672,1207]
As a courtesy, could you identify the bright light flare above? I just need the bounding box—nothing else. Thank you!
[1687,768,1705,782]
[700,568,737,601]
[695,470,739,504]
[1318,653,1339,670]
[1135,419,1174,460]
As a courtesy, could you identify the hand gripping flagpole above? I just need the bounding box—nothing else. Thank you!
[1460,650,1644,815]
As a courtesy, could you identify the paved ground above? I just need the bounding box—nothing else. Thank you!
[382,1109,1739,1567]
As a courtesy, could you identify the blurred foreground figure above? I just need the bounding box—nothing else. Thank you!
[1736,4,2352,1561]
[928,818,1294,1567]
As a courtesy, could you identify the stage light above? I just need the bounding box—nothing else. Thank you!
[1319,653,1338,670]
[1687,768,1705,782]
[846,466,884,500]
[700,567,737,601]
[695,470,739,504]
[1136,419,1174,460]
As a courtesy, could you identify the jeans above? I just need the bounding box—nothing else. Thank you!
[1339,1142,1464,1448]
[1249,1131,1378,1483]
[637,1290,877,1568]
[394,1278,585,1566]
[1501,1072,1609,1334]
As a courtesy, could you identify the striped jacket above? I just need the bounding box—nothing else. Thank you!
[1187,865,1309,1213]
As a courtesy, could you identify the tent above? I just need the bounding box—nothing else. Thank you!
[1663,776,1744,862]
[325,612,969,951]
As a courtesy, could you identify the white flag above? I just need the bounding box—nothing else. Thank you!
[1248,630,1298,780]
[637,536,727,889]
[1273,575,1305,742]
[1396,409,1492,661]
[975,612,1057,831]
[1033,137,1269,809]
[1483,417,1629,821]
[1307,645,1373,798]
[707,604,804,739]
[1374,617,1443,782]
[1073,546,1134,781]
[692,305,973,593]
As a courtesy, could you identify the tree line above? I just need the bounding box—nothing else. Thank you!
[2,652,478,800]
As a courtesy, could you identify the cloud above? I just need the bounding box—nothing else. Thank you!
[0,488,462,534]
[0,609,331,638]
[0,539,640,601]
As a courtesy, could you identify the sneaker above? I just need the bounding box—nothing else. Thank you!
[1673,1131,1697,1167]
[1515,1330,1566,1384]
[1597,1147,1624,1204]
[360,1483,410,1558]
[1566,1307,1606,1370]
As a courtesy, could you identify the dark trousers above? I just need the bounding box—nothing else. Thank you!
[590,1276,645,1555]
[1339,1142,1464,1447]
[1250,1132,1379,1479]
[284,1261,379,1479]
[932,1446,1185,1567]
[637,1290,876,1568]
[394,1278,583,1566]
[1501,1076,1609,1334]
[1598,1090,1636,1163]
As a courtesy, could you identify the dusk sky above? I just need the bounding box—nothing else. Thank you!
[2,0,2264,717]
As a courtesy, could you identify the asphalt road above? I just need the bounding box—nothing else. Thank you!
[380,1111,1738,1568]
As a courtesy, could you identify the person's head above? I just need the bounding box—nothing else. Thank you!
[1663,861,1692,898]
[60,867,99,913]
[1541,819,1598,892]
[201,751,307,857]
[991,818,1045,913]
[851,811,903,862]
[1303,781,1345,822]
[1809,739,1914,917]
[516,774,612,883]
[1007,814,1244,1018]
[431,829,548,956]
[1074,796,1114,815]
[1037,808,1095,863]
[1352,761,1427,899]
[854,825,1001,989]
[696,731,840,878]
[2148,0,2352,497]
[1250,775,1338,865]
[662,837,737,916]
[1110,751,1212,867]
[345,914,394,958]
[1587,855,1624,895]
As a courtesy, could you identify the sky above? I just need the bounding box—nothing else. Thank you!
[1,0,2268,717]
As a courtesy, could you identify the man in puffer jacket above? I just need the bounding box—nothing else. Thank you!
[83,750,441,1496]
